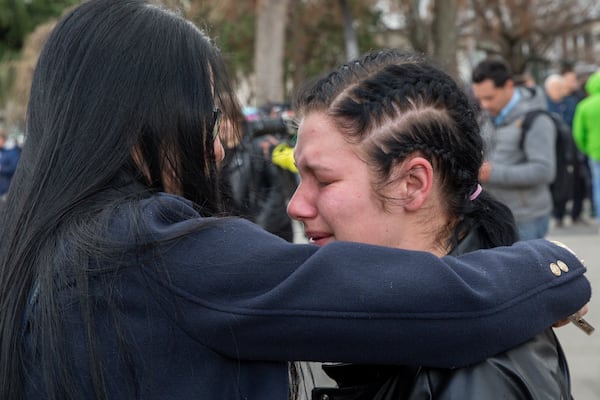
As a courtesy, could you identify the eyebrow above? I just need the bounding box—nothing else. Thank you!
[296,156,333,173]
[295,144,337,174]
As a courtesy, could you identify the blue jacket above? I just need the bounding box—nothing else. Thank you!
[547,94,577,128]
[0,145,21,195]
[22,193,590,399]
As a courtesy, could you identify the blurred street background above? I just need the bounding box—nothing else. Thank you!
[3,1,600,135]
[549,222,599,400]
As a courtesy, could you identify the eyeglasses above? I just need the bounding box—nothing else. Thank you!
[211,108,223,140]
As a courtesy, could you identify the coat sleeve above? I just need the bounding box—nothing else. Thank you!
[143,213,590,369]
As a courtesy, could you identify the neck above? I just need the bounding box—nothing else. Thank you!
[392,207,453,257]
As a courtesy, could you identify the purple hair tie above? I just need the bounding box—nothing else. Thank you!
[469,184,482,201]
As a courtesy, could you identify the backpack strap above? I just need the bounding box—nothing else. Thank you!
[519,109,548,150]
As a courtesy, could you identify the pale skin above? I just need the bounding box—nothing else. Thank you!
[287,111,450,256]
[286,110,587,326]
[544,74,568,102]
[471,79,514,118]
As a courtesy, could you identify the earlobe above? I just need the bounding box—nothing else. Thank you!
[397,157,433,211]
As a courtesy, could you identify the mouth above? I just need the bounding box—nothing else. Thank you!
[305,231,333,246]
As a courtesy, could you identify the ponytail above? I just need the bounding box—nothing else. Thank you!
[452,190,518,251]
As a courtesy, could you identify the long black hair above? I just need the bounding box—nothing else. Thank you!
[0,0,240,398]
[294,49,517,251]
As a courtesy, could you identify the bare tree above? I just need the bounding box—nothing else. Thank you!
[339,0,359,60]
[186,0,381,102]
[254,0,289,106]
[401,0,430,53]
[432,0,458,78]
[397,0,460,77]
[470,0,600,73]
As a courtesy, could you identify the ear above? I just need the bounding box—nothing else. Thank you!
[393,156,434,211]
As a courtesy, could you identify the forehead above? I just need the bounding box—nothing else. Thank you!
[472,79,502,97]
[295,113,358,170]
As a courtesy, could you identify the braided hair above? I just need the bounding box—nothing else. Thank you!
[294,49,517,251]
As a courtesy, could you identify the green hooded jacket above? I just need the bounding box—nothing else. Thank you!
[573,71,600,161]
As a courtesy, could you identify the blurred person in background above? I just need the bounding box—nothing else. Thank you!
[0,127,21,200]
[561,63,595,224]
[544,74,578,228]
[220,106,296,241]
[472,58,556,240]
[573,70,600,229]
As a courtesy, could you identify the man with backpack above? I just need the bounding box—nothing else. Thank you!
[472,58,556,240]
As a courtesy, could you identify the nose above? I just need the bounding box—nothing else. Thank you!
[287,181,317,221]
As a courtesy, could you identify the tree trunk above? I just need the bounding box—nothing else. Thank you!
[254,0,289,106]
[405,0,429,53]
[339,0,359,61]
[431,0,458,79]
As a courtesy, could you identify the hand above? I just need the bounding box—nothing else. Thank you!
[553,304,588,328]
[554,304,594,335]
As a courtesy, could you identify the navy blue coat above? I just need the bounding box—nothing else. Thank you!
[23,193,591,399]
[0,145,20,195]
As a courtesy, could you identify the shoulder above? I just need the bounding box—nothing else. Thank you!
[417,329,568,398]
[579,94,600,111]
[518,86,547,111]
[107,193,265,245]
[521,110,556,135]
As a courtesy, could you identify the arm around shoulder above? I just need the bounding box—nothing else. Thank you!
[160,213,590,368]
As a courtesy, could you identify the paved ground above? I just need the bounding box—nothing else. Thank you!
[548,221,599,400]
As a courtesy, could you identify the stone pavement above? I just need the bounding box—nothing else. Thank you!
[548,221,599,400]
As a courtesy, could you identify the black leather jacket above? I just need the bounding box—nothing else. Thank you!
[221,134,296,241]
[311,229,572,400]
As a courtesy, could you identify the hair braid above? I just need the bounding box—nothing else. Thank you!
[294,49,518,249]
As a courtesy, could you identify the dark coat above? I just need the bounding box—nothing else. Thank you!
[22,194,589,399]
[221,134,295,241]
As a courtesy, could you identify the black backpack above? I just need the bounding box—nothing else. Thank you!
[519,110,576,204]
